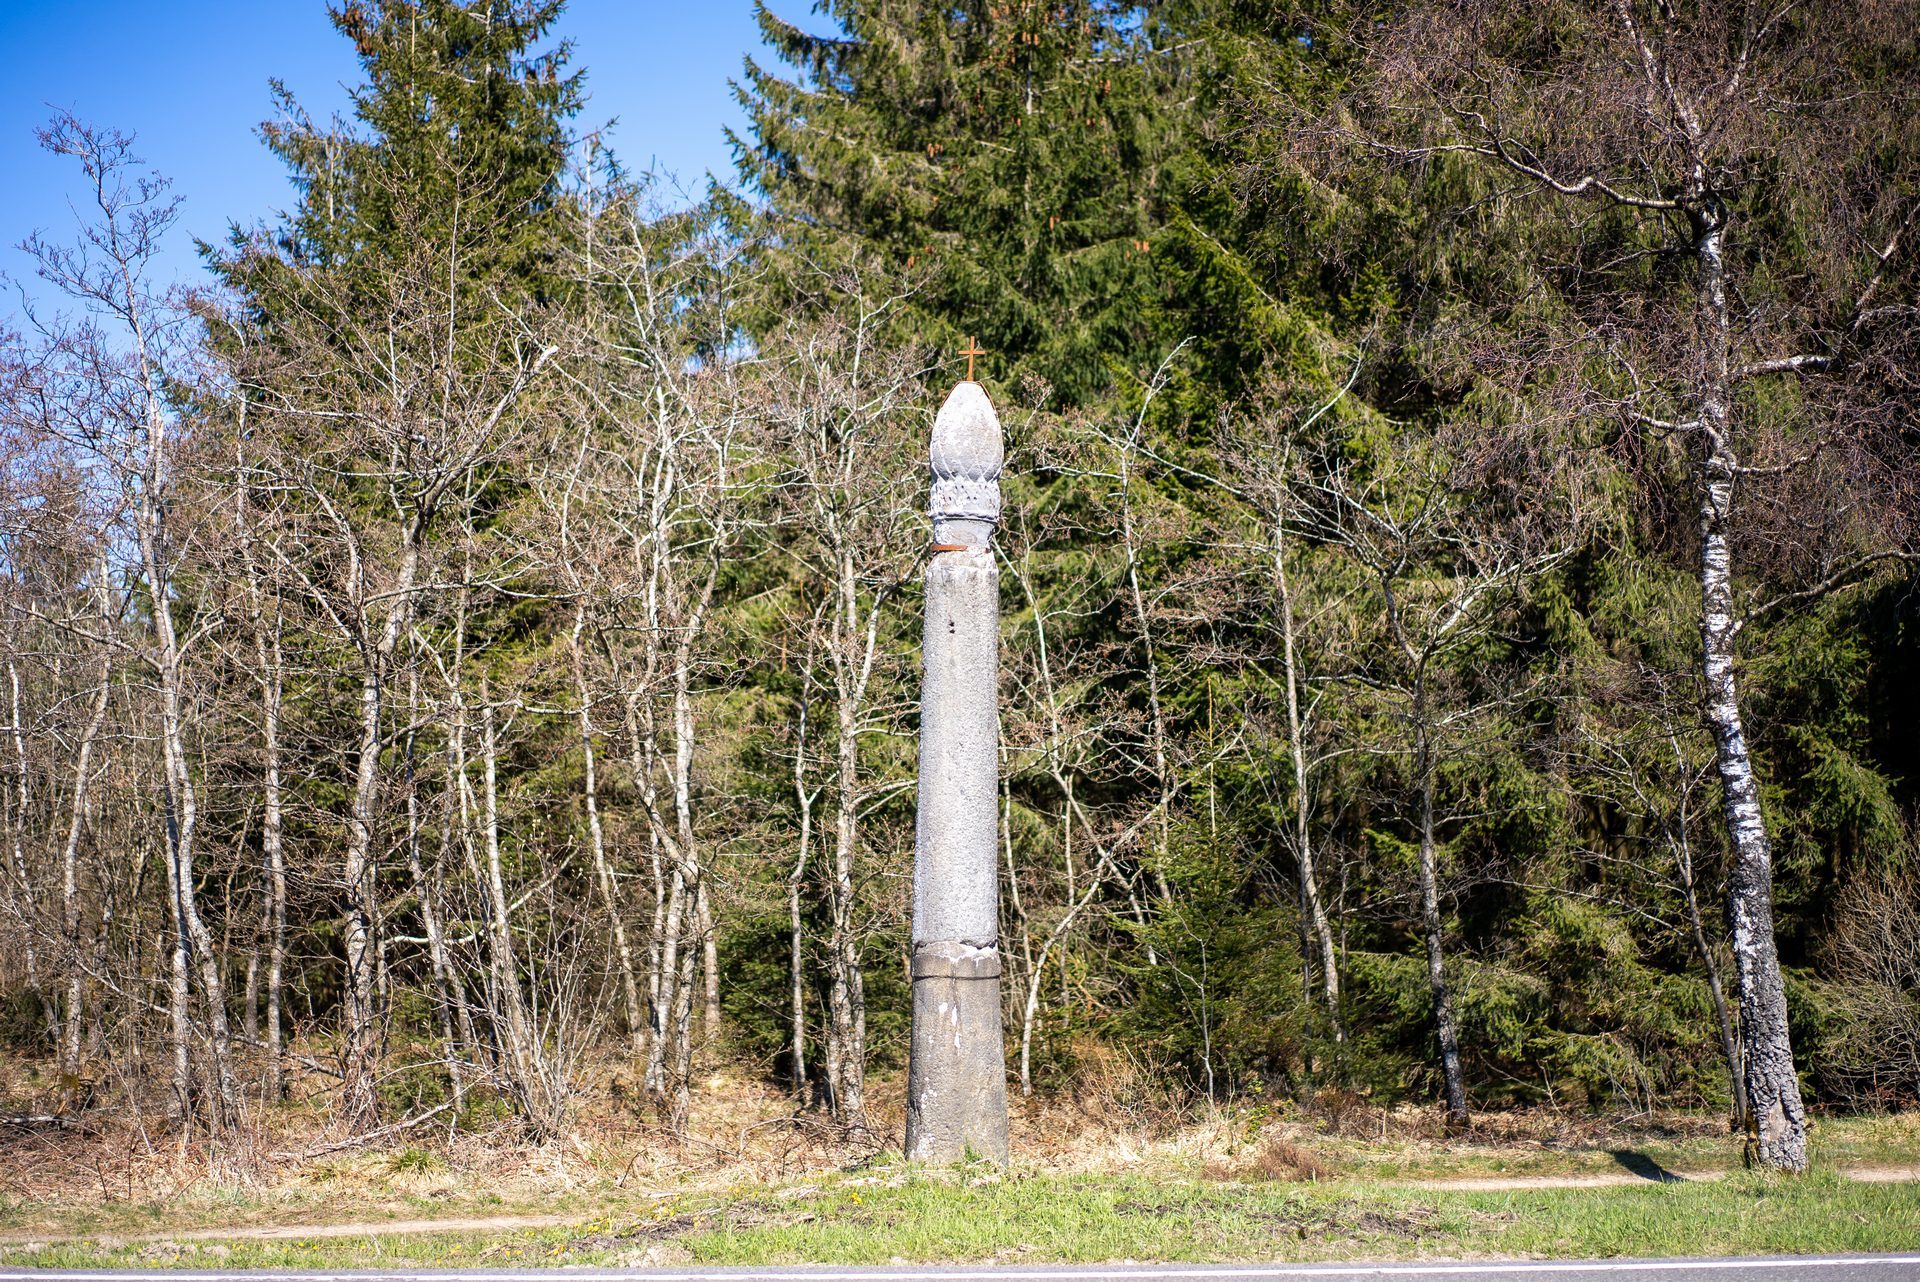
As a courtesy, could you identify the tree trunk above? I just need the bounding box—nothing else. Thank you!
[139,506,236,1128]
[164,849,193,1122]
[1275,516,1340,1043]
[644,865,688,1101]
[697,878,720,1042]
[788,691,815,1101]
[1693,208,1807,1173]
[238,512,289,1103]
[1415,713,1469,1132]
[439,579,483,1077]
[57,629,111,1080]
[341,653,387,1128]
[262,668,287,1104]
[1118,452,1175,907]
[339,523,421,1129]
[1011,777,1041,1098]
[1701,498,1804,1170]
[571,608,644,1054]
[666,906,699,1132]
[825,677,867,1127]
[639,531,722,1123]
[1019,805,1118,1099]
[671,617,710,1074]
[403,666,462,1107]
[242,952,260,1046]
[477,682,543,1123]
[624,689,664,1048]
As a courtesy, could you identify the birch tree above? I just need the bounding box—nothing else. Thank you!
[1318,0,1919,1169]
[549,193,762,1129]
[223,182,559,1126]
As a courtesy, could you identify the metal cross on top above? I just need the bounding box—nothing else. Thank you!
[960,336,986,383]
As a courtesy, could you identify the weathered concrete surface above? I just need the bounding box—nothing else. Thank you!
[906,380,1011,1165]
[911,550,1001,950]
[904,940,1009,1164]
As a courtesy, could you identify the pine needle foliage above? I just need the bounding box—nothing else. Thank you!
[735,0,1187,404]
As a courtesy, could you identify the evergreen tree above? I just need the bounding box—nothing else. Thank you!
[245,0,579,287]
[736,0,1184,405]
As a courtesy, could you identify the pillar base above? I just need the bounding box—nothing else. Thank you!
[904,941,1009,1164]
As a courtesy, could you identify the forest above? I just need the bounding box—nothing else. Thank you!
[1,0,1917,1183]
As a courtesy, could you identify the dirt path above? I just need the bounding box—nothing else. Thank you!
[1405,1172,1725,1191]
[1402,1163,1920,1191]
[3,1167,1914,1248]
[1844,1166,1920,1183]
[143,1213,585,1243]
[0,1213,587,1248]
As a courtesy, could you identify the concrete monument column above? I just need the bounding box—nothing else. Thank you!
[904,363,1011,1165]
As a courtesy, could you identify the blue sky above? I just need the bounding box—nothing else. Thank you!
[0,1,819,309]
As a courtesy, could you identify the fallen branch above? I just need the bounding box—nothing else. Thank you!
[270,1099,458,1161]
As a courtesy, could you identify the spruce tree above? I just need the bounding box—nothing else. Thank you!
[736,0,1184,405]
[223,0,580,303]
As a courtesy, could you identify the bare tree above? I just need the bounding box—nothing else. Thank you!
[762,282,929,1128]
[0,420,120,1088]
[224,413,293,1101]
[225,174,558,1127]
[1304,413,1573,1130]
[779,595,832,1104]
[999,508,1138,1095]
[54,557,114,1081]
[549,192,763,1128]
[9,116,237,1127]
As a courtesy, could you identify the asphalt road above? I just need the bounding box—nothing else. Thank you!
[5,1258,1920,1282]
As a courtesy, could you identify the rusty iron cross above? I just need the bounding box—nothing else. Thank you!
[960,336,986,382]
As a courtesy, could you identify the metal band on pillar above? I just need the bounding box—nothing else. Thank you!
[904,355,1011,1165]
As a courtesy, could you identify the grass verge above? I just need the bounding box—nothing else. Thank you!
[3,1167,1915,1270]
[1307,1111,1920,1181]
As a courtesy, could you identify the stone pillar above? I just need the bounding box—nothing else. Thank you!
[905,379,1010,1165]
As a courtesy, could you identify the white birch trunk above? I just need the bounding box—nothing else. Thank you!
[1694,210,1807,1172]
[235,454,289,1101]
[1274,516,1340,1042]
[1413,695,1468,1131]
[789,683,815,1100]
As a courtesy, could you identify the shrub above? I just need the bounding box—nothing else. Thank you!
[1817,869,1920,1108]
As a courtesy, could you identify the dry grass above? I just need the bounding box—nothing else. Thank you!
[2,1042,1916,1245]
[1203,1136,1338,1183]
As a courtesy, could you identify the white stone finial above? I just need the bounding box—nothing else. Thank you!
[930,381,1003,547]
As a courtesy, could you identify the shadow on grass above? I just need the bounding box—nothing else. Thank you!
[1606,1149,1686,1182]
